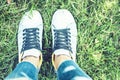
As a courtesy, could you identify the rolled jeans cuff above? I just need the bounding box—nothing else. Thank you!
[5,62,38,80]
[57,60,92,80]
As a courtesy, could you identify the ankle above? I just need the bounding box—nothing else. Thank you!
[53,55,72,70]
[22,56,42,68]
[19,49,43,69]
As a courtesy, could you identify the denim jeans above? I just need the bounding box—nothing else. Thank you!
[5,60,92,80]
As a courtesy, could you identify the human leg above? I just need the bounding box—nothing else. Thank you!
[56,59,92,80]
[51,9,92,80]
[5,62,38,80]
[5,10,43,80]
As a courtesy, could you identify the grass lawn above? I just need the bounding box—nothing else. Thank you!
[0,0,120,80]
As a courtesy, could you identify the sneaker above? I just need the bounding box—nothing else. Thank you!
[51,9,77,61]
[18,10,43,67]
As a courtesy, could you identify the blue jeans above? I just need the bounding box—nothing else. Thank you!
[5,60,92,80]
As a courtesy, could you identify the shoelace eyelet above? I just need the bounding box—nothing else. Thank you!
[53,28,72,53]
[21,28,40,52]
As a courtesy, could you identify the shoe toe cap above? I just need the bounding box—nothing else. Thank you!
[19,10,43,29]
[52,9,75,29]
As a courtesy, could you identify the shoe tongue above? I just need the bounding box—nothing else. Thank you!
[53,49,71,56]
[53,49,76,62]
[21,49,41,59]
